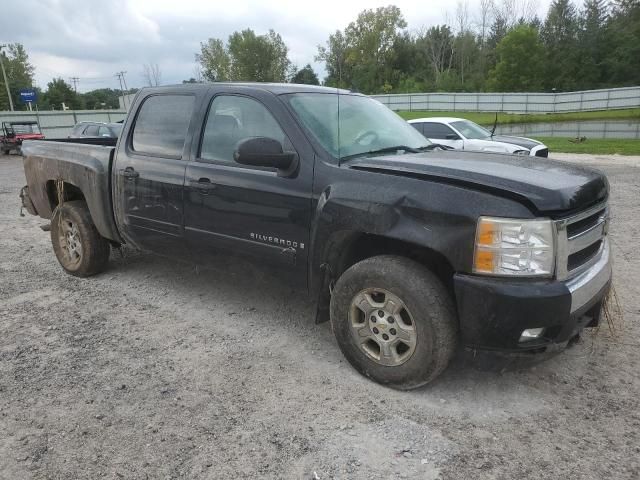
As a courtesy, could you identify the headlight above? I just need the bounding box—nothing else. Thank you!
[514,149,530,155]
[473,217,555,277]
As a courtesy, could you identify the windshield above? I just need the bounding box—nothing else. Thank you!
[286,93,431,159]
[450,120,491,140]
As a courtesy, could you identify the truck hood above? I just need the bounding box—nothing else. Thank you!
[345,150,608,215]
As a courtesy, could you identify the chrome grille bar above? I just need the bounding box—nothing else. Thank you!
[555,202,608,281]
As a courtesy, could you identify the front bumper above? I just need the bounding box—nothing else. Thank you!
[454,239,611,352]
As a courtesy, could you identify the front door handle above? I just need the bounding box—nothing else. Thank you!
[189,177,216,194]
[120,167,139,179]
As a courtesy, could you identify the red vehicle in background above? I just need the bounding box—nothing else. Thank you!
[1,121,45,155]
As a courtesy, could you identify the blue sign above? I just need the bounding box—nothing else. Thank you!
[19,88,37,103]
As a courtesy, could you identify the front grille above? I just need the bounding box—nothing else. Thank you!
[568,240,602,271]
[555,203,608,280]
[535,148,549,158]
[567,208,606,238]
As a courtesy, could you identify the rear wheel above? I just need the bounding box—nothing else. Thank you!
[330,255,458,390]
[50,201,110,277]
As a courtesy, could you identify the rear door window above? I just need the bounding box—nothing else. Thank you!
[132,95,195,158]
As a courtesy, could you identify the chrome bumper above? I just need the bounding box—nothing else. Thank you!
[566,238,611,314]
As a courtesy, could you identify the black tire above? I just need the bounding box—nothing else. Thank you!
[330,255,458,390]
[50,200,110,277]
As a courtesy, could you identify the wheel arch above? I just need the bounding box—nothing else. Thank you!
[312,230,457,324]
[45,179,86,209]
[42,178,121,244]
[331,232,455,296]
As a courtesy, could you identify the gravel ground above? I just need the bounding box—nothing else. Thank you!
[1,151,638,479]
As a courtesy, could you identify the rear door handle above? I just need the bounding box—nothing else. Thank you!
[120,167,139,179]
[189,177,216,194]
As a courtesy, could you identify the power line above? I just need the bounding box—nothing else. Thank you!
[70,77,79,93]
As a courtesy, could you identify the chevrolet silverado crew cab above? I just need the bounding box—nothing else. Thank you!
[20,83,612,390]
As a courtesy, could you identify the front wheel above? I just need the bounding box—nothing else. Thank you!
[330,255,458,390]
[50,200,111,277]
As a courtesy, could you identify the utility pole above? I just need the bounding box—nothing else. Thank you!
[118,71,128,92]
[0,45,14,111]
[115,72,126,110]
[70,77,79,93]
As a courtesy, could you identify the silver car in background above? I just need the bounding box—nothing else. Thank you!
[68,122,123,139]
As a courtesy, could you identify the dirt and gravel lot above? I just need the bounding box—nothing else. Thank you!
[1,151,639,479]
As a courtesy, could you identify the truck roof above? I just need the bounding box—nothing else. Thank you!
[143,82,355,96]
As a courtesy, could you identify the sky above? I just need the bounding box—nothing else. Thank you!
[0,0,554,93]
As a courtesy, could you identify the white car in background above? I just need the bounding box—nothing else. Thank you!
[408,117,549,157]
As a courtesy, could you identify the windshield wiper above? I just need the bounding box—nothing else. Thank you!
[341,145,432,161]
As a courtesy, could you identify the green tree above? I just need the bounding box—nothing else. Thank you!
[197,38,230,81]
[416,26,455,89]
[81,88,121,110]
[487,25,545,91]
[291,64,320,85]
[0,43,35,110]
[484,15,509,72]
[197,29,291,82]
[576,0,609,89]
[345,5,407,92]
[42,78,83,110]
[453,31,482,90]
[541,0,579,90]
[390,32,426,92]
[605,0,640,86]
[317,6,407,93]
[315,30,351,88]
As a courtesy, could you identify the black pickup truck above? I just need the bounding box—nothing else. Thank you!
[20,83,612,389]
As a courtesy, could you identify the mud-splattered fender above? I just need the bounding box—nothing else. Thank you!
[21,140,122,243]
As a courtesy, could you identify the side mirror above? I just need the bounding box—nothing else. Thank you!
[234,137,295,170]
[445,133,461,140]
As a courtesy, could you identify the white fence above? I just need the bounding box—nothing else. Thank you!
[2,85,639,138]
[495,120,640,139]
[371,86,640,113]
[0,110,127,138]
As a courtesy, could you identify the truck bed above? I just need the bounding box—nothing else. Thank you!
[21,139,122,243]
